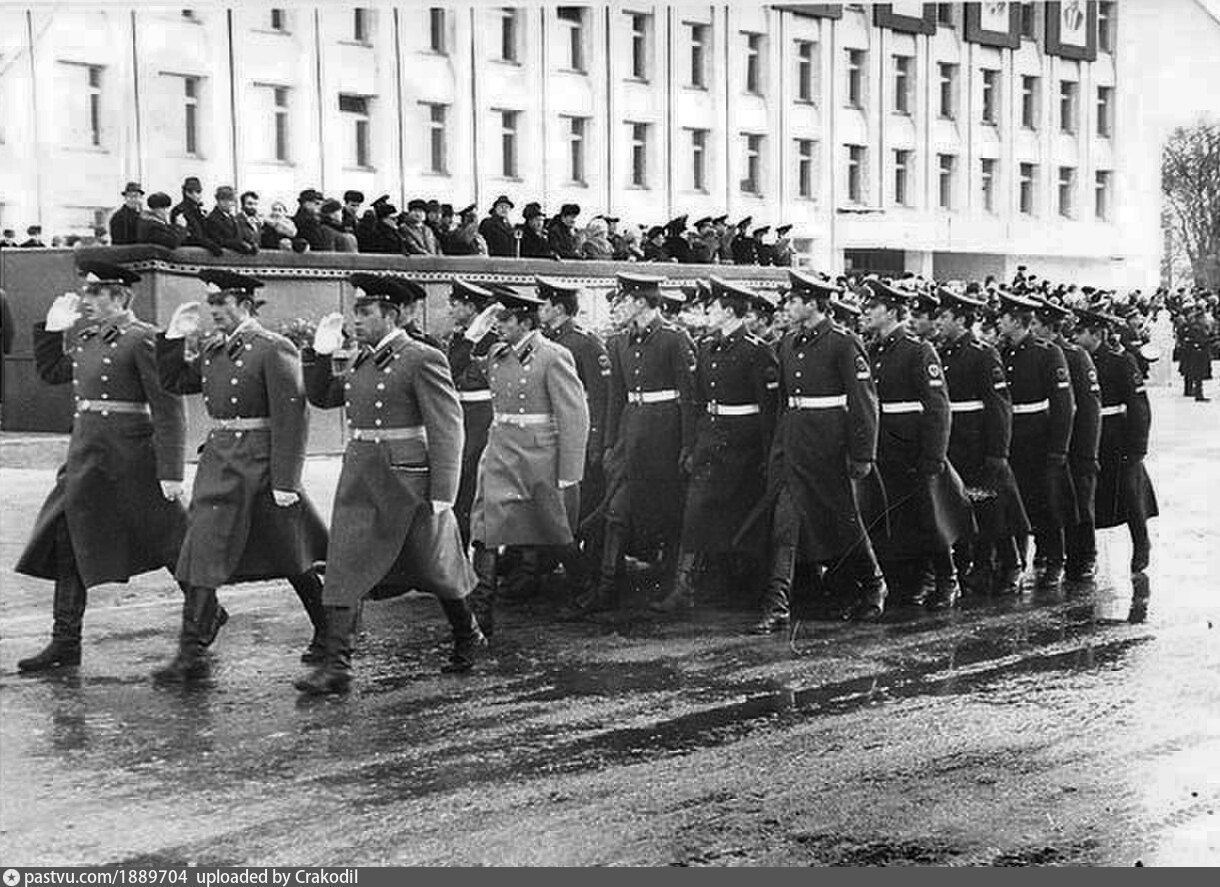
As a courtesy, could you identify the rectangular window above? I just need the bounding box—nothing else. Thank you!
[745,33,763,94]
[796,41,814,102]
[1021,75,1039,129]
[1019,162,1037,215]
[500,110,519,177]
[847,144,866,203]
[88,65,102,147]
[797,138,814,198]
[630,14,650,80]
[183,75,198,155]
[690,128,708,192]
[893,55,913,114]
[1097,85,1114,137]
[565,115,587,184]
[894,149,911,206]
[938,153,956,210]
[629,122,649,187]
[558,7,586,72]
[269,9,287,32]
[938,63,957,119]
[937,4,955,27]
[424,102,448,173]
[429,8,446,53]
[1058,165,1076,217]
[981,69,999,125]
[339,93,371,168]
[1059,80,1078,133]
[689,23,708,88]
[354,8,370,44]
[1020,3,1037,39]
[847,49,865,108]
[1095,170,1112,220]
[1098,2,1115,53]
[273,86,289,162]
[741,133,764,194]
[981,157,997,213]
[500,8,519,63]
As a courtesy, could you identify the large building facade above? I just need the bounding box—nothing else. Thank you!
[2,2,1218,286]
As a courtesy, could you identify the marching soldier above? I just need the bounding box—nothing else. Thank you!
[297,274,481,694]
[934,289,1029,596]
[153,270,328,682]
[858,280,974,610]
[15,261,193,672]
[445,278,501,546]
[468,289,591,635]
[654,277,779,613]
[997,291,1078,589]
[1074,308,1158,573]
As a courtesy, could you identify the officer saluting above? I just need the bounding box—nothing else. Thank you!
[153,269,328,682]
[297,274,481,694]
[15,260,191,672]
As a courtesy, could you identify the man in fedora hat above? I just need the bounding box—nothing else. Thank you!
[547,203,582,260]
[109,182,145,246]
[204,186,259,255]
[293,188,329,252]
[170,176,223,256]
[480,195,517,257]
[519,203,553,259]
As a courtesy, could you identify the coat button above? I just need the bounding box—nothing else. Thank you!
[374,418,382,426]
[235,360,243,367]
[375,401,383,409]
[230,396,238,404]
[376,382,385,390]
[231,378,239,385]
[345,383,352,390]
[102,357,112,365]
[100,393,109,399]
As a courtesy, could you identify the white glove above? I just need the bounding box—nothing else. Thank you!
[165,301,202,340]
[313,312,346,355]
[558,479,579,490]
[464,302,504,342]
[431,500,453,515]
[159,480,185,501]
[272,489,300,507]
[45,293,81,332]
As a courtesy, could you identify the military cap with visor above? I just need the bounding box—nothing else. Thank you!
[349,273,426,309]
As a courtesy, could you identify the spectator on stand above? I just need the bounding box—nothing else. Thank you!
[519,203,553,259]
[261,200,298,251]
[170,177,222,255]
[320,199,358,252]
[236,191,263,249]
[401,198,440,256]
[341,190,364,235]
[21,225,47,248]
[548,204,582,260]
[137,192,189,250]
[204,186,259,254]
[109,182,145,246]
[292,189,329,252]
[581,217,614,260]
[480,195,517,257]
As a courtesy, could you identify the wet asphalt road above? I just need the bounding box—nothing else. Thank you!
[0,385,1217,867]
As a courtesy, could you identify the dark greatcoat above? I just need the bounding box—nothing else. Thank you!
[1058,336,1102,525]
[137,216,189,250]
[938,330,1029,539]
[1176,317,1214,382]
[471,333,590,546]
[1000,334,1078,532]
[303,330,474,606]
[1092,346,1158,529]
[170,198,222,255]
[16,317,188,587]
[519,226,555,259]
[680,325,778,552]
[156,321,328,588]
[861,326,974,560]
[108,205,143,246]
[205,207,258,254]
[480,215,518,257]
[446,327,499,543]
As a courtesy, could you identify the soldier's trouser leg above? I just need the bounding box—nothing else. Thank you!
[152,585,218,683]
[844,539,888,622]
[468,543,497,638]
[1129,519,1151,573]
[570,519,626,615]
[18,520,87,672]
[554,542,591,597]
[1034,528,1065,587]
[962,538,993,595]
[295,605,358,696]
[925,548,961,610]
[182,579,231,650]
[1064,521,1097,580]
[289,569,327,664]
[753,490,797,633]
[499,547,541,603]
[437,597,488,673]
[651,549,698,613]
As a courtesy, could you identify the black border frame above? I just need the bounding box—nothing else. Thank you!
[1045,1,1098,62]
[873,3,938,36]
[963,3,1023,49]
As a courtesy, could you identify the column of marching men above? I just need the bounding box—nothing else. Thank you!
[12,257,1159,695]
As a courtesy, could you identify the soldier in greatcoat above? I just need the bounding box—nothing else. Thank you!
[1074,308,1159,573]
[152,270,328,682]
[296,274,481,694]
[468,289,591,636]
[15,261,192,672]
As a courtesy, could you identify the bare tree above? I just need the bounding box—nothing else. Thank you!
[1162,122,1220,289]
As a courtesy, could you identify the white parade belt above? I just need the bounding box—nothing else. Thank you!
[706,403,760,416]
[493,412,554,426]
[880,401,924,415]
[210,416,271,431]
[1100,404,1127,417]
[787,395,847,409]
[626,389,679,404]
[949,400,985,413]
[458,389,493,402]
[349,425,427,442]
[1012,399,1050,415]
[75,398,148,416]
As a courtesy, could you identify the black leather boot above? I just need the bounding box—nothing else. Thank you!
[295,605,357,695]
[566,524,625,616]
[438,597,488,673]
[151,586,216,683]
[1130,521,1151,573]
[468,544,497,638]
[847,551,888,622]
[18,571,87,672]
[925,551,960,611]
[290,570,328,664]
[180,580,230,649]
[752,544,794,633]
[651,550,698,613]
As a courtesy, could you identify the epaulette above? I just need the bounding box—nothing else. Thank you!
[489,341,512,360]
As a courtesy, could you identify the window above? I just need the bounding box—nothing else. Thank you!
[1097,2,1115,53]
[1097,86,1114,137]
[1019,162,1037,215]
[88,65,103,147]
[353,8,371,44]
[938,153,956,210]
[938,63,957,119]
[937,4,955,27]
[630,14,650,80]
[981,69,999,125]
[893,149,911,206]
[846,49,865,108]
[847,144,866,204]
[424,103,448,173]
[339,94,372,168]
[1095,170,1112,220]
[1021,75,1039,129]
[796,41,814,102]
[689,23,708,88]
[429,8,446,53]
[565,115,587,184]
[796,139,815,198]
[183,75,199,155]
[893,55,913,115]
[273,86,289,162]
[1019,3,1037,39]
[981,158,997,213]
[1057,166,1076,217]
[741,133,764,194]
[500,110,519,177]
[269,9,287,32]
[557,7,586,72]
[1059,80,1078,134]
[745,33,764,94]
[629,122,649,187]
[500,8,519,63]
[690,128,708,191]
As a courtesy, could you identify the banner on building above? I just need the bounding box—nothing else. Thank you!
[873,3,937,35]
[1045,0,1098,61]
[964,3,1022,49]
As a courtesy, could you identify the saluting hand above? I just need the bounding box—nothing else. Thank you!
[465,302,504,343]
[45,293,81,332]
[272,489,300,507]
[165,301,202,340]
[159,480,185,501]
[312,312,346,355]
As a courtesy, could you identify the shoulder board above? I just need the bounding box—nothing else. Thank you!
[745,333,767,346]
[829,326,849,337]
[489,342,512,360]
[969,339,987,350]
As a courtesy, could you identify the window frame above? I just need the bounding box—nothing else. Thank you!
[796,138,815,199]
[688,22,708,89]
[563,114,588,184]
[981,68,1000,126]
[499,109,520,178]
[1020,75,1039,130]
[1057,165,1076,218]
[893,54,913,115]
[1018,162,1037,215]
[272,85,290,162]
[893,148,911,207]
[1059,80,1078,134]
[938,62,957,120]
[629,13,650,81]
[500,7,520,64]
[429,8,447,54]
[741,132,764,195]
[796,40,815,103]
[937,153,956,210]
[629,121,649,187]
[744,31,764,95]
[980,157,997,213]
[689,127,708,192]
[846,48,866,109]
[846,144,866,204]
